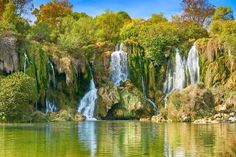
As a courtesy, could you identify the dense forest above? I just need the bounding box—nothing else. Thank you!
[0,0,235,123]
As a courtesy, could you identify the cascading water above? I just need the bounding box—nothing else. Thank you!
[23,52,29,73]
[48,61,56,88]
[110,44,128,86]
[45,60,57,113]
[45,98,57,113]
[78,66,98,120]
[174,49,186,90]
[163,45,200,107]
[141,76,158,113]
[187,45,200,84]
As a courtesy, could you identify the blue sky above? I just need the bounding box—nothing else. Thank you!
[32,0,236,19]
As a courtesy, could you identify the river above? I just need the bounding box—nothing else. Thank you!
[0,121,235,157]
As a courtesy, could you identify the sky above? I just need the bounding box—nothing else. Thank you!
[32,0,236,20]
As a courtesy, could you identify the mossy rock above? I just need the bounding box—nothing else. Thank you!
[167,83,215,122]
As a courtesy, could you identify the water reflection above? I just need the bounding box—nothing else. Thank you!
[0,122,235,157]
[78,121,97,157]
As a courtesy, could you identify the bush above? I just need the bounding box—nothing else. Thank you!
[0,72,37,122]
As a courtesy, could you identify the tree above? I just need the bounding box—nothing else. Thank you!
[149,13,168,23]
[33,0,72,27]
[0,0,33,16]
[58,16,96,51]
[0,72,37,122]
[96,10,129,43]
[181,0,215,25]
[212,6,234,21]
[2,1,17,23]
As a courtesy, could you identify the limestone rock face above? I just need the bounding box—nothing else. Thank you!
[96,84,120,118]
[167,83,214,122]
[0,36,19,73]
[96,80,154,119]
[51,53,86,85]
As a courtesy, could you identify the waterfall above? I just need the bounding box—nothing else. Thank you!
[78,79,98,120]
[163,45,200,107]
[78,65,98,120]
[45,97,57,113]
[141,76,158,114]
[174,49,186,90]
[45,60,57,113]
[48,61,56,88]
[187,45,200,84]
[110,43,128,86]
[23,52,29,73]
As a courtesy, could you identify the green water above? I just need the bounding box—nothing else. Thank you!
[0,121,236,157]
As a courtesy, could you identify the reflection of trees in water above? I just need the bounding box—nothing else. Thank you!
[0,123,236,156]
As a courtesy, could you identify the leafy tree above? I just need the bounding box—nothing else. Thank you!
[212,6,234,21]
[149,13,168,23]
[181,0,215,25]
[2,1,17,24]
[27,22,52,42]
[33,0,72,27]
[96,10,129,43]
[58,16,96,51]
[0,0,33,16]
[0,72,37,122]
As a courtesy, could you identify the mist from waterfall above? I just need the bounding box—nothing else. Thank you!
[163,45,200,106]
[78,65,98,120]
[110,44,128,86]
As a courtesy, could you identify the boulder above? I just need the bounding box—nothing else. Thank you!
[96,80,154,119]
[167,83,215,122]
[96,83,120,118]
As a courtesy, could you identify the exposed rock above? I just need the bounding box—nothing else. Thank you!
[96,83,120,118]
[151,115,164,123]
[96,80,154,119]
[0,36,19,73]
[49,110,74,122]
[74,113,86,121]
[167,83,214,122]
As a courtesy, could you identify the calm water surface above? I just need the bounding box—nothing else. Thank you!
[0,121,236,157]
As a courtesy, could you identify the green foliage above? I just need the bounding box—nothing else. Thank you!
[96,10,129,43]
[2,1,17,24]
[210,20,236,52]
[212,6,234,21]
[58,16,96,51]
[0,72,37,122]
[27,22,53,42]
[149,13,168,23]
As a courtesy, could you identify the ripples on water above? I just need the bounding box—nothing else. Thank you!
[0,121,236,157]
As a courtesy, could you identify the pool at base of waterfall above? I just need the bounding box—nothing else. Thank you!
[0,121,236,157]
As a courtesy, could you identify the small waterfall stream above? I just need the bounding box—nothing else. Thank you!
[45,60,57,113]
[23,52,29,73]
[163,45,200,107]
[110,44,128,86]
[141,76,158,113]
[78,65,98,120]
